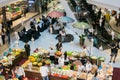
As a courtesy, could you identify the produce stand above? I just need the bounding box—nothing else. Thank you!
[24,68,69,80]
[12,51,25,67]
[0,48,25,67]
[21,47,113,80]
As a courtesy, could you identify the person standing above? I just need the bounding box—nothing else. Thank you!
[7,54,15,67]
[6,28,10,45]
[85,60,92,72]
[58,55,64,67]
[97,8,102,20]
[1,27,6,45]
[56,41,62,51]
[109,43,119,63]
[14,64,25,80]
[76,5,81,17]
[49,47,55,63]
[0,34,2,46]
[40,62,49,80]
[115,13,120,27]
[24,42,30,58]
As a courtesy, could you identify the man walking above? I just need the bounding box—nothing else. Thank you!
[109,43,119,63]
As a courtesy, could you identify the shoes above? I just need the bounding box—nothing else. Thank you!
[113,61,115,63]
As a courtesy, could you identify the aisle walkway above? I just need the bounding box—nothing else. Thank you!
[1,0,120,68]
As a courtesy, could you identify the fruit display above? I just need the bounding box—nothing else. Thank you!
[0,76,5,80]
[62,65,70,70]
[28,52,51,67]
[32,62,38,66]
[29,55,37,62]
[72,51,80,57]
[51,68,79,78]
[67,51,72,56]
[12,48,24,56]
[55,51,62,56]
[45,60,51,65]
[38,62,42,67]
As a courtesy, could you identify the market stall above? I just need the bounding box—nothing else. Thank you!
[0,0,28,23]
[21,47,113,80]
[0,48,25,67]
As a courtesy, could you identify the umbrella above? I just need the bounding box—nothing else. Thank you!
[58,16,74,23]
[47,11,64,18]
[72,22,91,29]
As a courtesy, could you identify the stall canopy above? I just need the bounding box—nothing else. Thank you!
[87,0,120,12]
[0,0,24,8]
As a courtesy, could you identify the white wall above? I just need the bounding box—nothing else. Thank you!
[87,0,120,12]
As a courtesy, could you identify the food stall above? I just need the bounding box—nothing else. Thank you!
[21,47,113,80]
[0,0,28,23]
[0,48,25,67]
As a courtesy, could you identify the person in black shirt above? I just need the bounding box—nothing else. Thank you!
[24,42,31,58]
[109,43,119,63]
[56,42,62,51]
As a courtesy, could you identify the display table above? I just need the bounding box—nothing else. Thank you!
[22,60,113,80]
[12,51,26,67]
[24,67,69,80]
[0,49,26,67]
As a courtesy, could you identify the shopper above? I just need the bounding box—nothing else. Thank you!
[115,13,120,27]
[76,5,81,17]
[24,42,31,58]
[23,7,27,17]
[64,51,67,60]
[1,27,6,45]
[6,28,10,45]
[85,60,92,73]
[7,54,15,67]
[97,8,102,19]
[56,41,62,51]
[40,62,49,80]
[109,43,119,63]
[0,34,2,46]
[49,47,55,63]
[14,64,25,80]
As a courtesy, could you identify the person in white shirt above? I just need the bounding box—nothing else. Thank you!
[7,54,15,66]
[40,62,49,80]
[0,35,2,46]
[85,60,92,72]
[49,47,55,63]
[78,64,85,72]
[58,55,64,67]
[14,64,25,80]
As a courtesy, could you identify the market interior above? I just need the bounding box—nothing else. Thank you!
[0,0,120,80]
